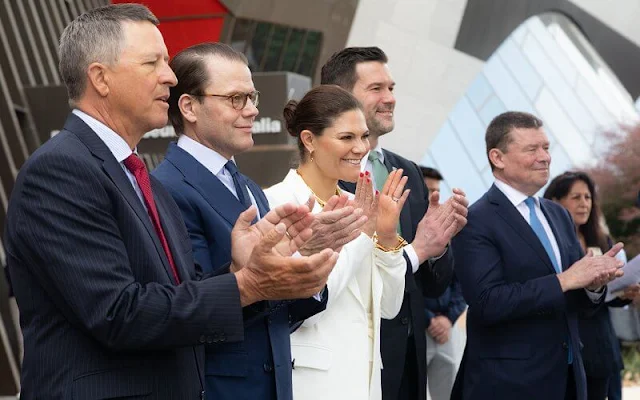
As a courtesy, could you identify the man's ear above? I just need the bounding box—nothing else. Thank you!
[179,94,198,124]
[87,62,109,97]
[488,148,505,170]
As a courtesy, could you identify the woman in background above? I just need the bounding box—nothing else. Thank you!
[544,171,640,400]
[265,85,409,400]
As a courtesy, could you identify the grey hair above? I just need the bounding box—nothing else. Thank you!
[58,3,159,104]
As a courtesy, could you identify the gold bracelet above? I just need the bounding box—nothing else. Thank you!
[373,233,408,252]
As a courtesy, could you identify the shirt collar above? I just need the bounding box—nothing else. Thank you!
[72,109,134,162]
[177,134,234,176]
[494,178,538,208]
[361,142,384,171]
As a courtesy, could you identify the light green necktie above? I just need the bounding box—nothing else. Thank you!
[368,151,388,193]
[368,151,401,235]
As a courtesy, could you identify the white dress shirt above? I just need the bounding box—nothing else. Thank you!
[177,134,261,219]
[494,179,602,301]
[72,109,147,210]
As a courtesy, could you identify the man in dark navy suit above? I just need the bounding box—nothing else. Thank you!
[451,111,624,400]
[3,5,337,399]
[152,42,366,400]
[321,46,469,400]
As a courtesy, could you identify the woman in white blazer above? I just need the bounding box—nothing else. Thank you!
[264,85,409,400]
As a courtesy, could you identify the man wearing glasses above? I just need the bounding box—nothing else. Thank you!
[153,42,366,400]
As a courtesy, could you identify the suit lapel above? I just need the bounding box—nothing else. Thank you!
[287,171,365,309]
[66,114,177,283]
[152,178,193,281]
[382,150,413,237]
[488,185,557,275]
[165,143,247,228]
[247,180,270,217]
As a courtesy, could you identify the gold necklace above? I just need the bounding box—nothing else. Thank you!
[296,170,340,208]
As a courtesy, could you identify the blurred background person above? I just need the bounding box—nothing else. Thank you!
[419,166,466,400]
[544,170,640,400]
[265,85,410,400]
[420,166,444,197]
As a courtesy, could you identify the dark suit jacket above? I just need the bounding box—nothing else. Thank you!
[424,272,466,328]
[152,143,326,400]
[340,148,454,400]
[3,114,245,400]
[451,184,600,400]
[580,238,628,379]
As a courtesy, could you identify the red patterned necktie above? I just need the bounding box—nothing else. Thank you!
[123,154,181,284]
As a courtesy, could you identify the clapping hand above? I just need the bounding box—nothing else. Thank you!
[298,194,368,255]
[230,203,339,306]
[412,188,468,263]
[348,171,377,238]
[230,203,314,272]
[376,169,410,247]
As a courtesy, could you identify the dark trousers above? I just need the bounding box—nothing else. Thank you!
[397,335,418,399]
[607,370,622,400]
[586,375,609,400]
[565,366,577,400]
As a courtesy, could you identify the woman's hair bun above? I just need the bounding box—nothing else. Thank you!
[283,100,299,137]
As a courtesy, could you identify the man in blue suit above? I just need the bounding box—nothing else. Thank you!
[451,111,625,400]
[153,42,366,400]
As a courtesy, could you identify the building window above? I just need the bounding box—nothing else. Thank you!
[230,18,322,77]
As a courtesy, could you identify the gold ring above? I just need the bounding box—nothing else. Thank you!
[285,231,293,240]
[392,197,399,202]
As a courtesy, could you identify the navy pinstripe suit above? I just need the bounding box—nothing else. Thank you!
[4,114,245,399]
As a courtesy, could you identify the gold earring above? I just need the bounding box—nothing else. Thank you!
[310,150,314,163]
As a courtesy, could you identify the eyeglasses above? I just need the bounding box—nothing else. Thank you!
[195,91,260,110]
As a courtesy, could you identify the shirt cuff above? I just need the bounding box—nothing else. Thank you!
[404,244,420,273]
[585,287,605,303]
[293,251,323,301]
[313,286,326,302]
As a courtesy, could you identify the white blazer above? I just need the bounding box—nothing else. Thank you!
[264,169,406,400]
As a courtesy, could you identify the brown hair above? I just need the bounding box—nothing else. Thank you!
[320,46,388,91]
[284,85,362,162]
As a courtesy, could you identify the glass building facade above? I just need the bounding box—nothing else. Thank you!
[421,13,639,203]
[230,18,323,77]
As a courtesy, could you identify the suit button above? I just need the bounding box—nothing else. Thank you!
[206,336,214,344]
[401,317,409,325]
[263,363,273,372]
[199,335,206,344]
[562,342,569,350]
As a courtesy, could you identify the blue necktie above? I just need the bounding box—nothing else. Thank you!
[524,197,572,363]
[524,197,560,273]
[225,161,257,223]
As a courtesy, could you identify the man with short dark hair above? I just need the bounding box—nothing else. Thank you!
[417,166,466,400]
[420,167,444,196]
[153,42,366,400]
[322,46,468,400]
[451,111,624,400]
[4,5,337,399]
